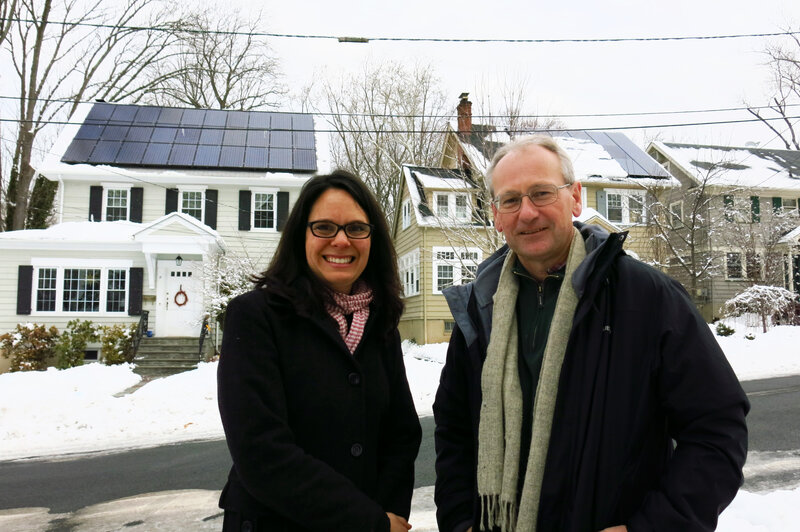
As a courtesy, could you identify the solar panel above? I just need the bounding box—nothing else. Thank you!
[181,109,205,126]
[194,145,221,166]
[292,114,314,131]
[168,144,197,166]
[246,130,269,148]
[269,148,292,169]
[75,123,104,140]
[220,146,245,167]
[227,111,249,128]
[157,107,182,125]
[203,110,227,127]
[102,125,129,141]
[62,139,97,162]
[110,105,138,123]
[89,140,122,163]
[293,149,317,171]
[142,143,171,165]
[86,103,114,122]
[271,130,291,149]
[126,125,154,142]
[244,147,268,168]
[151,126,177,143]
[134,107,160,124]
[222,129,247,146]
[175,127,201,144]
[271,114,291,130]
[199,128,224,145]
[293,131,315,150]
[116,142,147,164]
[61,102,318,171]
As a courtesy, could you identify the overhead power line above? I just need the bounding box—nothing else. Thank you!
[1,94,799,120]
[2,17,798,44]
[2,115,800,134]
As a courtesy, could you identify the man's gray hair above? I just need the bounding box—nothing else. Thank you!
[485,135,575,196]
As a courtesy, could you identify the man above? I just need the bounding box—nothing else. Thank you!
[433,135,749,532]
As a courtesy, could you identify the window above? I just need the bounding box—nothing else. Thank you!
[726,253,743,279]
[398,249,420,297]
[181,190,204,221]
[402,200,412,229]
[433,246,482,294]
[669,201,684,228]
[32,261,131,315]
[433,192,471,222]
[252,191,276,230]
[36,268,57,312]
[444,320,456,333]
[105,188,129,221]
[775,197,799,216]
[745,253,762,281]
[605,189,645,225]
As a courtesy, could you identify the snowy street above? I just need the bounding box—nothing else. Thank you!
[1,321,800,530]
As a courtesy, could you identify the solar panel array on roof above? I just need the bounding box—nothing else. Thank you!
[551,131,671,179]
[61,103,317,172]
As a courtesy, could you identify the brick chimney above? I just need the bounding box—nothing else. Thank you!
[456,93,472,136]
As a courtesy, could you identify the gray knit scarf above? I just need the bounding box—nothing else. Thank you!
[477,228,586,532]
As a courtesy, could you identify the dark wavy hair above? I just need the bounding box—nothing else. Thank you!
[254,170,404,336]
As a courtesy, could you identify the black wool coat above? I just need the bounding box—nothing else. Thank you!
[433,224,749,532]
[218,288,422,531]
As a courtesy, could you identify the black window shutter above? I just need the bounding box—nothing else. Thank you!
[772,197,783,213]
[17,265,33,315]
[751,196,760,223]
[239,190,251,231]
[205,189,218,229]
[89,186,103,221]
[165,188,178,214]
[130,187,144,222]
[277,191,290,231]
[128,267,144,316]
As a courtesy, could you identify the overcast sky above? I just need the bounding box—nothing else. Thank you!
[245,0,800,149]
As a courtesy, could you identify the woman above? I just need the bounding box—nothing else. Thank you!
[218,170,422,532]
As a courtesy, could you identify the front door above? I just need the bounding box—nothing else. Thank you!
[157,260,203,337]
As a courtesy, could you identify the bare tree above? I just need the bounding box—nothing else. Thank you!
[747,29,800,150]
[143,8,285,110]
[322,61,449,221]
[0,0,18,44]
[3,0,181,231]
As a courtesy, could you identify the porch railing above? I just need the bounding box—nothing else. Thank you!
[133,310,149,356]
[199,316,210,359]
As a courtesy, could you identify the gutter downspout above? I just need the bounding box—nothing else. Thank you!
[422,226,428,344]
[57,176,65,224]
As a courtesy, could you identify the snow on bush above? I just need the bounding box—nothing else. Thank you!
[723,285,798,333]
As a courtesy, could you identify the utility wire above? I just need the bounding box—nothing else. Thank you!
[1,94,799,119]
[2,17,798,44]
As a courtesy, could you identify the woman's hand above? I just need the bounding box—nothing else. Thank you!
[599,527,627,532]
[387,512,412,532]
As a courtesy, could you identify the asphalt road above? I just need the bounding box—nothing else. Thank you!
[1,376,798,519]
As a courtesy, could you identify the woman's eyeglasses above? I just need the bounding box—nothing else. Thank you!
[307,221,374,239]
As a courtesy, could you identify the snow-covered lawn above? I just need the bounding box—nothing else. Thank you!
[1,320,798,530]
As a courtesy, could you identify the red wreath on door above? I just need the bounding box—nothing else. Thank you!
[174,285,188,307]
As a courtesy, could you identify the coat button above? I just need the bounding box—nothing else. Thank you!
[241,520,253,532]
[351,443,363,457]
[348,372,361,385]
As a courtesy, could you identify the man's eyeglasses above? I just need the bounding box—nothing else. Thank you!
[307,221,374,239]
[492,183,572,213]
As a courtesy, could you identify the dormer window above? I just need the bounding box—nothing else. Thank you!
[433,192,471,222]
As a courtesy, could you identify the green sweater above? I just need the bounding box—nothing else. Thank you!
[513,261,565,492]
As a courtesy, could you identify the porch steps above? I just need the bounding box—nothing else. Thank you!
[133,336,202,377]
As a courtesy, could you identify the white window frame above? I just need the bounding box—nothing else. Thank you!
[780,197,799,216]
[398,248,420,297]
[30,258,133,316]
[179,185,206,222]
[101,183,132,222]
[725,252,744,280]
[401,199,412,230]
[433,192,471,223]
[605,189,645,225]
[432,246,482,294]
[669,200,684,228]
[250,187,278,231]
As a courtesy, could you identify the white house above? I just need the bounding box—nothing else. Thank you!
[1,102,320,371]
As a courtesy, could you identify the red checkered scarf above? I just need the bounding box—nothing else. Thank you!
[325,281,374,354]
